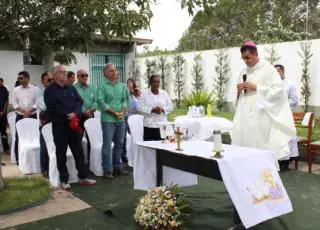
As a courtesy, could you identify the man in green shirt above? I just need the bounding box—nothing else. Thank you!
[97,63,129,179]
[74,69,97,156]
[74,69,97,120]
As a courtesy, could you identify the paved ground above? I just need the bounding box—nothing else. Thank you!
[0,153,91,230]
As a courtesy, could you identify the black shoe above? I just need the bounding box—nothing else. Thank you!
[279,160,289,172]
[121,157,128,164]
[113,169,129,176]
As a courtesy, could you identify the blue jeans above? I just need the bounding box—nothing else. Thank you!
[101,122,125,173]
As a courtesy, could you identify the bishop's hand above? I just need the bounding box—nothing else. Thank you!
[243,82,257,91]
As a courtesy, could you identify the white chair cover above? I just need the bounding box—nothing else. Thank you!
[84,118,103,176]
[16,118,41,174]
[7,112,16,163]
[82,134,88,164]
[42,123,78,187]
[128,115,144,167]
[126,133,132,164]
[94,111,101,119]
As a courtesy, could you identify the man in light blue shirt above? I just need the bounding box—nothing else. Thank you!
[36,71,53,177]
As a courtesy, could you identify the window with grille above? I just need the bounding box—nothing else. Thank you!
[89,52,125,87]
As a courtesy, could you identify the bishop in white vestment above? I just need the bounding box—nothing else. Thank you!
[230,41,296,161]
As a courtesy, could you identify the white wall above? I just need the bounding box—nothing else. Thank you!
[24,65,46,87]
[64,52,90,74]
[125,50,135,80]
[137,39,320,107]
[53,52,90,83]
[0,51,24,92]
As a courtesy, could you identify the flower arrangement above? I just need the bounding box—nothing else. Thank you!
[134,185,188,229]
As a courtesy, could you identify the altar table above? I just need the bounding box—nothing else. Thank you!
[134,140,292,229]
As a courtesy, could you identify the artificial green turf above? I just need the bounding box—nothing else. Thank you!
[12,170,320,230]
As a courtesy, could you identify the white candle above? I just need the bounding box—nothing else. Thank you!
[213,130,222,151]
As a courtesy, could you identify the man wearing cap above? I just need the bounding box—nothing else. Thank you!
[230,41,296,167]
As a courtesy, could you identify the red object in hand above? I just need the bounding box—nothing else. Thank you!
[69,115,83,135]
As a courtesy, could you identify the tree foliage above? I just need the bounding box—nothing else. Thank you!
[213,49,230,112]
[0,0,154,59]
[129,59,141,82]
[172,55,185,108]
[54,50,77,66]
[157,55,171,90]
[265,45,281,65]
[145,59,157,87]
[178,0,319,52]
[299,42,313,112]
[191,54,204,93]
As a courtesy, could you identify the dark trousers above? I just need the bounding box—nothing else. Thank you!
[14,113,37,164]
[122,115,129,161]
[39,125,49,173]
[143,126,161,141]
[0,114,9,152]
[80,115,91,163]
[279,159,290,171]
[52,122,87,183]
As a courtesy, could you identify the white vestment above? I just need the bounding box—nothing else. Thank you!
[230,60,296,160]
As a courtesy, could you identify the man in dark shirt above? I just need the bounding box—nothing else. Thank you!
[0,78,9,153]
[66,71,75,86]
[44,65,96,189]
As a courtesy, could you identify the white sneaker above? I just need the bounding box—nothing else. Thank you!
[61,182,71,190]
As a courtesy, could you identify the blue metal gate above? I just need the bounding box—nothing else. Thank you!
[89,52,125,87]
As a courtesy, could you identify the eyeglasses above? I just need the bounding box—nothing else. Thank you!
[80,74,88,78]
[18,77,24,81]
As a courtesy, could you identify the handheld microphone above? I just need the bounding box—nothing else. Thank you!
[242,74,247,94]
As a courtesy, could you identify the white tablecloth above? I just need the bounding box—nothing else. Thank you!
[135,140,292,228]
[174,116,233,140]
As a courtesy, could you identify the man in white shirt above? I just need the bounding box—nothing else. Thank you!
[231,41,296,166]
[274,64,299,110]
[12,71,38,164]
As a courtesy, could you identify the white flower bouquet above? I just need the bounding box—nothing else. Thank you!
[134,185,188,229]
